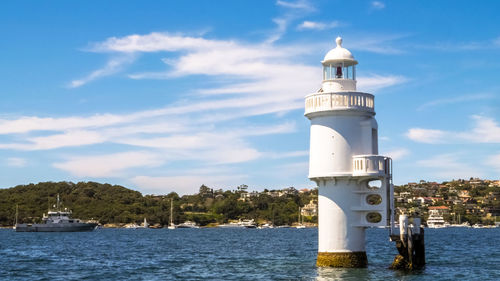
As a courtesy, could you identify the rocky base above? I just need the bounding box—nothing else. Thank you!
[316,252,368,268]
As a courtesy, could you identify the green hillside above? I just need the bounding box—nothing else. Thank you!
[0,182,317,227]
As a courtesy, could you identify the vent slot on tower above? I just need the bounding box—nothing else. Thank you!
[371,129,378,154]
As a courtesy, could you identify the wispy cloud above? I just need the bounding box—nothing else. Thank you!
[53,151,164,178]
[297,20,340,31]
[417,93,494,111]
[371,1,385,10]
[357,74,407,92]
[494,37,500,46]
[276,0,315,12]
[6,157,27,167]
[407,115,500,144]
[268,150,309,159]
[268,0,316,43]
[131,173,247,195]
[486,153,500,173]
[69,55,135,88]
[7,30,406,181]
[349,34,408,55]
[406,128,448,144]
[383,148,410,161]
[417,153,483,180]
[412,36,500,52]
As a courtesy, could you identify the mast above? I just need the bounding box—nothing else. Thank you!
[15,204,18,226]
[298,206,301,225]
[170,198,174,226]
[272,204,275,226]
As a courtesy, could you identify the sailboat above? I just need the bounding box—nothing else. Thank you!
[168,198,176,229]
[296,207,306,229]
[13,204,18,230]
[139,217,149,228]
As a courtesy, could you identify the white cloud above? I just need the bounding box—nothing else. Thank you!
[383,148,410,160]
[407,115,500,144]
[406,128,447,144]
[486,153,500,173]
[297,20,340,31]
[276,0,315,11]
[412,36,500,52]
[267,0,315,43]
[357,74,407,92]
[131,174,247,195]
[53,151,164,178]
[417,153,483,180]
[371,1,385,10]
[494,37,500,47]
[268,150,309,159]
[349,34,407,55]
[7,157,27,167]
[460,115,500,143]
[0,31,406,180]
[0,114,133,135]
[417,93,494,111]
[69,55,135,88]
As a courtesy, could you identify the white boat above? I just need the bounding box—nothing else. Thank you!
[426,210,449,228]
[258,223,275,229]
[449,222,470,227]
[124,223,139,229]
[219,221,245,228]
[137,218,149,228]
[168,198,176,229]
[177,221,199,228]
[219,219,256,228]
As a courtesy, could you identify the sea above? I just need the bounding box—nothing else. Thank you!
[0,227,499,280]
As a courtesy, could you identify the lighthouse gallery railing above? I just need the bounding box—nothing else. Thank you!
[305,92,374,115]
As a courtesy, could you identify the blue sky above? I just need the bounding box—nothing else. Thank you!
[1,0,499,195]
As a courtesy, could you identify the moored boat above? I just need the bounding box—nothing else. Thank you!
[15,194,98,232]
[219,219,256,228]
[426,210,449,228]
[177,221,200,228]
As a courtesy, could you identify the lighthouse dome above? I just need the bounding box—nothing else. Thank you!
[322,37,358,66]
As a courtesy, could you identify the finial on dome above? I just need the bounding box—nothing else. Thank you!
[336,36,342,47]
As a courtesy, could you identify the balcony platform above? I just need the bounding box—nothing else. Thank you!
[352,155,391,178]
[305,91,374,116]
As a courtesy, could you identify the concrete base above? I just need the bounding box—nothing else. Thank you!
[317,252,368,268]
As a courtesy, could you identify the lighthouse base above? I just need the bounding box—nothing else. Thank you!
[317,252,367,268]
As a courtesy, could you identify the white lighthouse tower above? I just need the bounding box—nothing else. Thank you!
[305,37,394,267]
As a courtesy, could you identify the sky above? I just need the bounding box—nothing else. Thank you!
[1,0,499,195]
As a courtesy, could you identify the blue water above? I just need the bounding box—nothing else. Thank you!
[0,228,499,280]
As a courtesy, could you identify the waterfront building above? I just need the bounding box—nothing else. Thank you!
[305,37,393,267]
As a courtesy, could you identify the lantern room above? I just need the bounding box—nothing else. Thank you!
[321,37,358,92]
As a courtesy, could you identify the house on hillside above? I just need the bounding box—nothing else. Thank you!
[301,199,317,216]
[428,206,450,216]
[415,197,432,206]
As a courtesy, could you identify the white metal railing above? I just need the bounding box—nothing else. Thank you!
[352,155,391,177]
[304,92,374,115]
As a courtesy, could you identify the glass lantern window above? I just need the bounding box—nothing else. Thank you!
[323,63,355,80]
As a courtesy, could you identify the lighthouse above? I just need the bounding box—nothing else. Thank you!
[305,37,394,267]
